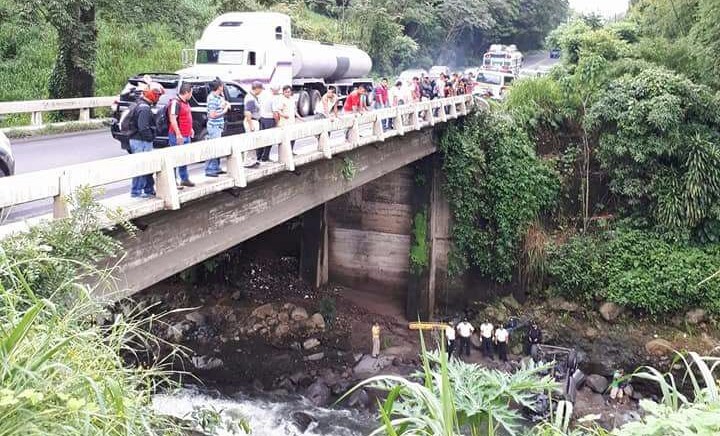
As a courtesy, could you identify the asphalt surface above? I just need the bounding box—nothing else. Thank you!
[522,51,559,70]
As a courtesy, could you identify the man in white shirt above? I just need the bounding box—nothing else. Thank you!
[274,85,304,154]
[494,324,510,362]
[455,318,475,358]
[479,320,494,360]
[444,322,456,360]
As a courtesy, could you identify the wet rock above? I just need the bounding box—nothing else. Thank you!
[303,338,321,350]
[291,411,317,433]
[584,374,609,394]
[289,371,312,386]
[331,381,351,396]
[252,303,275,319]
[685,308,706,325]
[292,306,309,321]
[346,388,370,409]
[304,352,325,361]
[353,354,393,377]
[599,302,624,322]
[309,313,326,330]
[306,380,331,406]
[645,338,673,357]
[166,323,185,342]
[191,355,224,370]
[278,312,290,323]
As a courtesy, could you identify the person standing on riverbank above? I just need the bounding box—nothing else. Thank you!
[456,318,474,358]
[371,322,381,358]
[445,322,456,360]
[479,320,494,360]
[526,321,543,357]
[494,324,509,362]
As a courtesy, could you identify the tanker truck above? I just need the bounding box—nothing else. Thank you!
[178,12,374,117]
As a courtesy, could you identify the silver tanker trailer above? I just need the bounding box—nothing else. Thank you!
[179,12,374,116]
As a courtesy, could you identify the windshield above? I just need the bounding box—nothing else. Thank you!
[477,73,502,85]
[197,49,245,65]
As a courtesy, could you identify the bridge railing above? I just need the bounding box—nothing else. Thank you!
[0,94,479,235]
[0,97,115,127]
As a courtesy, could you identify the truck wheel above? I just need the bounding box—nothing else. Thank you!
[309,89,322,115]
[297,90,311,118]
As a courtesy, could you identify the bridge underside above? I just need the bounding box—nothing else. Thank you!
[105,129,438,301]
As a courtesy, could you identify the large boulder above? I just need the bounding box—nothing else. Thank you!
[599,302,624,322]
[303,338,321,350]
[291,412,316,433]
[501,295,521,311]
[353,354,393,377]
[645,338,673,357]
[252,303,276,319]
[291,306,309,321]
[306,380,331,406]
[685,308,707,325]
[584,374,609,394]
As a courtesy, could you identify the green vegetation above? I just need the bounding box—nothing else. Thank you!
[0,189,184,435]
[409,209,429,275]
[439,111,558,281]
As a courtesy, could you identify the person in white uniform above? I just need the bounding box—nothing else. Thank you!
[456,318,475,358]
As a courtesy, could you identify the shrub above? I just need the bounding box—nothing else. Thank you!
[548,229,720,316]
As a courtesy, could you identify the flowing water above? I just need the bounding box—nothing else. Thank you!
[152,386,376,436]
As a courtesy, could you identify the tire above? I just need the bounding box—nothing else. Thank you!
[297,90,311,117]
[309,89,322,115]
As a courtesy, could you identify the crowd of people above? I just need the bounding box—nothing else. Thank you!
[124,71,483,197]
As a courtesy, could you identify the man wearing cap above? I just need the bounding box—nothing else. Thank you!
[243,81,264,168]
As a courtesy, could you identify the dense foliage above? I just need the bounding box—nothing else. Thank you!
[439,112,559,281]
[548,229,720,316]
[0,190,183,435]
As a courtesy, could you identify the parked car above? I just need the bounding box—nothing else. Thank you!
[549,48,561,59]
[0,130,14,178]
[474,70,516,100]
[110,73,246,152]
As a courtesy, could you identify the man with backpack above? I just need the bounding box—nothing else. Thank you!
[127,82,164,198]
[168,83,195,188]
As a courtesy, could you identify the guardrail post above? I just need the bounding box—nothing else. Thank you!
[425,102,435,126]
[79,108,91,122]
[156,158,180,210]
[279,130,295,171]
[459,98,468,115]
[318,121,331,159]
[30,111,43,127]
[439,99,448,123]
[227,140,247,188]
[347,116,360,147]
[410,105,421,131]
[53,172,71,219]
[372,113,384,141]
[394,107,405,136]
[449,99,458,119]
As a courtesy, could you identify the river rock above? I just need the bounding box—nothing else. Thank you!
[584,374,609,394]
[191,355,224,370]
[305,352,325,361]
[309,313,326,330]
[291,411,317,433]
[685,308,706,325]
[353,354,393,377]
[252,303,275,319]
[347,388,370,409]
[599,302,624,322]
[645,338,673,356]
[292,306,309,321]
[304,338,321,350]
[275,323,290,337]
[166,323,185,342]
[278,311,290,323]
[306,380,331,406]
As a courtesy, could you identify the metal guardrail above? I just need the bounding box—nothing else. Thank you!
[0,96,115,126]
[0,94,479,237]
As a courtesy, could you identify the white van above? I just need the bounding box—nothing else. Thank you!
[474,70,516,100]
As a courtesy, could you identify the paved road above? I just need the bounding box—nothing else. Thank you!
[522,51,559,70]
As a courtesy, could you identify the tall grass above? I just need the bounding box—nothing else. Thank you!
[0,188,185,435]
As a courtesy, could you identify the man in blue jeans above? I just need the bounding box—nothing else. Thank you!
[128,82,164,197]
[168,83,195,188]
[205,78,229,177]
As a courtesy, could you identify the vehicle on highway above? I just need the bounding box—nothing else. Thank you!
[428,65,451,79]
[179,12,373,117]
[398,68,428,83]
[549,48,561,59]
[482,44,523,75]
[473,70,516,100]
[110,73,246,152]
[0,130,14,178]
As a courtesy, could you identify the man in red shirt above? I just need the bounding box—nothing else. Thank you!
[374,78,389,130]
[168,83,195,188]
[343,86,366,114]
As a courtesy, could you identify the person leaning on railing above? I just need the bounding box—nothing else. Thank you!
[205,78,230,177]
[128,82,164,198]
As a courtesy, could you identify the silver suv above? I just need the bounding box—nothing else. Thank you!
[0,131,14,177]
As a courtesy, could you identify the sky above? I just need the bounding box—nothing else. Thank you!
[569,0,630,17]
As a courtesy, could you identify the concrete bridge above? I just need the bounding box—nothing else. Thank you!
[0,94,478,318]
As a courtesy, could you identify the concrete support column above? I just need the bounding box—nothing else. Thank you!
[405,158,433,321]
[299,203,329,288]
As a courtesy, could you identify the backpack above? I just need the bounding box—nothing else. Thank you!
[119,103,139,136]
[155,101,171,137]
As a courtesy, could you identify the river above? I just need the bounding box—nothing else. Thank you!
[152,385,376,436]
